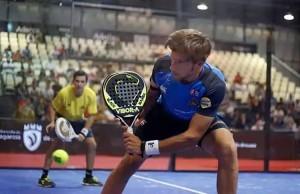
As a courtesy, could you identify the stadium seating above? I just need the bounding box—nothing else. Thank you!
[1,32,299,102]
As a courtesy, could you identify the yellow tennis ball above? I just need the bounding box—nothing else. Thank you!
[52,149,69,165]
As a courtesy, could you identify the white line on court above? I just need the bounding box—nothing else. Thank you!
[133,174,208,194]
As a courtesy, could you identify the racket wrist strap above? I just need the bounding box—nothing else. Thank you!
[80,128,89,137]
[144,140,160,156]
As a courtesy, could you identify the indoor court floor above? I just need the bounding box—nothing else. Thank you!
[1,169,300,194]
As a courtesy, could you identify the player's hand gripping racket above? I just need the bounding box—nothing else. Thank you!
[55,117,79,142]
[102,71,147,133]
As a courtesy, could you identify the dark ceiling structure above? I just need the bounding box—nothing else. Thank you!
[8,0,300,29]
[102,0,300,28]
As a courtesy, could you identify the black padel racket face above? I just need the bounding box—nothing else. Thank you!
[102,71,147,120]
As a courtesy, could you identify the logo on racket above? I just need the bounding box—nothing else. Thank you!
[58,120,71,137]
[116,107,139,114]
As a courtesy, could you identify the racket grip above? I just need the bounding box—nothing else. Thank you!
[127,127,133,156]
[127,127,133,134]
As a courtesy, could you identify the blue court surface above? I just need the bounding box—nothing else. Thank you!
[1,169,300,194]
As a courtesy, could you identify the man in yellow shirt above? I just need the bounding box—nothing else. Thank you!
[38,70,102,187]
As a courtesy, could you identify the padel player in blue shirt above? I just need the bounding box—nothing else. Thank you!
[101,29,238,194]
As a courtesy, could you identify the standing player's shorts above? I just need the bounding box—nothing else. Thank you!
[69,120,94,138]
[134,103,229,146]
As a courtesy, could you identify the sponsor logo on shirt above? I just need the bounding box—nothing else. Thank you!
[160,85,167,94]
[200,97,211,109]
[190,89,200,97]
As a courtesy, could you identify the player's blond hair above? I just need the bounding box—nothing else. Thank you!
[165,29,212,63]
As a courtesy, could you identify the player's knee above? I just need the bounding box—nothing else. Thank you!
[92,141,97,150]
[216,141,237,162]
[86,139,97,150]
[91,141,97,150]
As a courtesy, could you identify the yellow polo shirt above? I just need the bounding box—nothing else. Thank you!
[52,85,97,121]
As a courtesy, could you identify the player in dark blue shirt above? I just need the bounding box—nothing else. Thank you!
[101,29,238,194]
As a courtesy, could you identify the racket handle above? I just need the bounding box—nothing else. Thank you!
[127,127,133,134]
[74,134,79,140]
[127,127,134,156]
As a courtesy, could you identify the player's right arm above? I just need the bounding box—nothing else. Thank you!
[137,79,160,121]
[45,105,56,133]
[135,57,165,126]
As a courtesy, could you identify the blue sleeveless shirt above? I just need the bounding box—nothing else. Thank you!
[151,55,226,120]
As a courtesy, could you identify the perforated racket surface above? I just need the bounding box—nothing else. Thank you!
[55,117,78,142]
[102,71,147,133]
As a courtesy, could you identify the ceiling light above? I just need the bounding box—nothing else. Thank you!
[197,3,208,11]
[284,12,294,21]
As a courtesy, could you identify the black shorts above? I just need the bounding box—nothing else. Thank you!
[134,104,228,146]
[69,120,93,138]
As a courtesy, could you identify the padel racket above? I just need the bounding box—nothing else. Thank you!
[55,117,78,142]
[102,71,147,133]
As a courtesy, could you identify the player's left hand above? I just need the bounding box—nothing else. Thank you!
[77,133,85,142]
[123,129,142,155]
